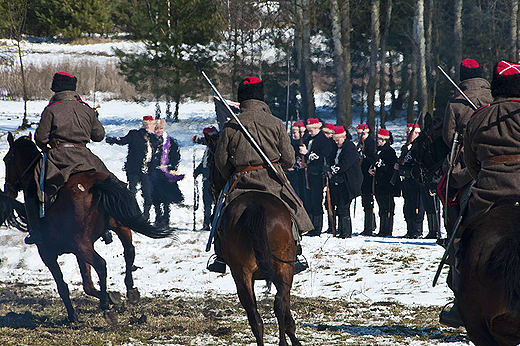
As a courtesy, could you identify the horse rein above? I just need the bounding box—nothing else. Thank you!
[5,148,42,193]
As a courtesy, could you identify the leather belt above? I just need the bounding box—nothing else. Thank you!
[481,154,520,168]
[235,162,277,173]
[51,141,87,149]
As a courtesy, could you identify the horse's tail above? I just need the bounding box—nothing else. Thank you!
[488,228,520,311]
[241,202,282,287]
[0,191,27,232]
[91,176,175,239]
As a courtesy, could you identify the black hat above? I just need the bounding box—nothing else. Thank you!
[460,59,483,81]
[237,77,264,103]
[491,60,520,98]
[51,72,77,92]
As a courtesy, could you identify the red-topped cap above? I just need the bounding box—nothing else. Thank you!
[497,60,520,75]
[377,128,390,139]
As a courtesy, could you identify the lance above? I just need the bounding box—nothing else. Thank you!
[202,71,304,207]
[437,66,478,111]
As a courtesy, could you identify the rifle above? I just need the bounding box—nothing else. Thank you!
[371,120,379,194]
[390,112,423,185]
[325,174,335,236]
[39,152,47,218]
[202,71,304,207]
[438,66,478,111]
[193,151,199,232]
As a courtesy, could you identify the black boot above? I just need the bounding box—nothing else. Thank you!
[376,215,388,237]
[305,214,323,237]
[24,197,43,245]
[207,234,226,273]
[338,215,352,239]
[426,213,441,239]
[158,204,170,227]
[361,209,376,236]
[143,204,151,222]
[404,219,421,239]
[101,230,113,244]
[439,300,464,328]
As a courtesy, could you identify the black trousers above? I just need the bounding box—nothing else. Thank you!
[127,171,153,207]
[304,173,325,216]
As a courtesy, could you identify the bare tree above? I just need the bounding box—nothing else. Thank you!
[414,0,428,122]
[367,0,380,132]
[6,0,29,129]
[341,0,352,127]
[330,0,348,125]
[454,0,462,83]
[299,0,315,120]
[511,0,519,61]
[379,0,393,128]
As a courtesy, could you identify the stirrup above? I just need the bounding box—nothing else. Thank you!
[206,254,226,273]
[439,300,464,328]
[294,255,308,275]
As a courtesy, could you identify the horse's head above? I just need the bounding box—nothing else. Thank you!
[409,114,450,186]
[3,132,41,199]
[203,130,227,201]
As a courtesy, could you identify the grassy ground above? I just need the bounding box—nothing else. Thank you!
[0,283,467,346]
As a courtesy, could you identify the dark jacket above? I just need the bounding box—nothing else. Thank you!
[150,134,184,204]
[34,90,110,202]
[329,140,363,202]
[215,99,313,232]
[357,135,376,194]
[304,131,334,175]
[108,128,158,175]
[443,77,493,188]
[374,142,400,197]
[464,97,520,225]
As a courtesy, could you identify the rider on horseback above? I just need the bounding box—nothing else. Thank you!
[207,76,314,274]
[24,72,113,245]
[439,59,492,327]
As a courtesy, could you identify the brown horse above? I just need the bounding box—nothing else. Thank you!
[4,133,174,322]
[457,197,520,346]
[205,131,301,346]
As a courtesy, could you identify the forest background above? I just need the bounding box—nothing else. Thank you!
[0,0,517,132]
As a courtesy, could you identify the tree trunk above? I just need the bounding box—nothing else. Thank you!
[341,0,352,127]
[407,60,417,123]
[511,0,519,61]
[414,0,428,124]
[367,0,380,133]
[330,0,347,126]
[454,0,462,83]
[294,0,303,74]
[299,0,315,120]
[379,0,392,129]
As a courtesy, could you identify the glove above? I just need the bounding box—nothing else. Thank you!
[330,165,340,175]
[308,152,319,162]
[105,137,117,144]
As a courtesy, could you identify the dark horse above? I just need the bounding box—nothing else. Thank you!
[408,118,520,345]
[205,131,301,346]
[4,133,174,322]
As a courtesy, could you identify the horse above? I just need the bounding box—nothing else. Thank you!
[4,133,175,322]
[457,197,520,346]
[204,131,301,346]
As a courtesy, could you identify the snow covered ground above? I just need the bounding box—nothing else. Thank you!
[0,40,468,345]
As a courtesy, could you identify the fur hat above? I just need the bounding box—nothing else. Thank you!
[306,118,322,129]
[142,115,154,126]
[460,59,483,81]
[299,122,306,131]
[237,77,264,103]
[322,123,335,134]
[407,123,421,133]
[291,122,300,130]
[333,125,346,138]
[491,60,520,98]
[357,124,370,133]
[377,128,390,140]
[203,126,218,136]
[51,72,77,92]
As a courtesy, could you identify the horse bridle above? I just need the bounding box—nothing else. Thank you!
[4,144,42,194]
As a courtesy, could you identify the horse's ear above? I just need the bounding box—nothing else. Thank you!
[7,132,14,146]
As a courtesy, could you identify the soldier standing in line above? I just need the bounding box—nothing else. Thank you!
[300,118,334,237]
[357,124,377,236]
[285,121,306,201]
[327,126,362,238]
[369,128,400,237]
[438,59,492,327]
[322,122,337,234]
[106,115,159,221]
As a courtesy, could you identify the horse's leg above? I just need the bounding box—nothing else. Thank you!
[77,259,101,299]
[38,248,77,322]
[113,223,140,303]
[274,265,301,346]
[273,281,289,346]
[234,272,264,346]
[77,246,110,311]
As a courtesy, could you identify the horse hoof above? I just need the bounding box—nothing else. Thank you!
[108,291,123,308]
[67,312,78,323]
[127,288,140,304]
[103,309,118,327]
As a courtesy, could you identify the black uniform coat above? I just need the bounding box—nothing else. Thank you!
[150,134,184,204]
[358,135,377,194]
[109,128,158,175]
[329,140,362,205]
[374,142,400,197]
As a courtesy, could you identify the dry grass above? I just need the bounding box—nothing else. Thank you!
[0,283,467,346]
